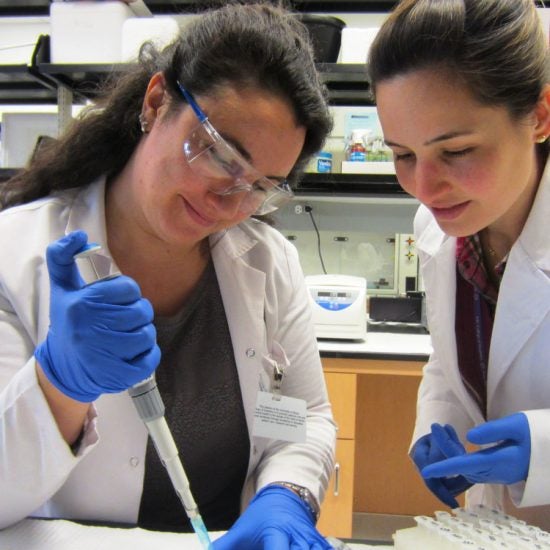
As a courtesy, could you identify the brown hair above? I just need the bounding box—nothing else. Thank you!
[1,2,332,210]
[368,0,550,120]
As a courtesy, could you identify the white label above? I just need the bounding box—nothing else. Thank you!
[252,391,307,443]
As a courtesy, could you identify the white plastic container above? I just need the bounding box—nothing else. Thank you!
[339,27,379,63]
[121,17,180,61]
[0,17,49,65]
[50,2,135,63]
[341,160,395,175]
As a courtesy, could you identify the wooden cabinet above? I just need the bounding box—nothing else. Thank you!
[318,356,461,537]
[317,371,357,538]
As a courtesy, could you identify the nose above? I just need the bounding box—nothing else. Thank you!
[411,159,451,204]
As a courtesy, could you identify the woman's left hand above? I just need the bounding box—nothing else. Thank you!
[421,412,531,485]
[212,485,333,549]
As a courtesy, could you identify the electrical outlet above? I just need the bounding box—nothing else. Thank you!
[294,204,303,214]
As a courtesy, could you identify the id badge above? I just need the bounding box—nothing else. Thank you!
[253,391,307,443]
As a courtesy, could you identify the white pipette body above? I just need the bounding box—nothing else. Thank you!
[74,244,212,548]
[128,378,213,548]
[127,377,199,516]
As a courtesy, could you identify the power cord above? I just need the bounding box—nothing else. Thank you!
[305,205,327,274]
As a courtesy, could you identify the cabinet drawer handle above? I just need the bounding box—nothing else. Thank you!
[333,462,340,496]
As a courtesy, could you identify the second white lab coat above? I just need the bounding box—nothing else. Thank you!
[411,160,550,529]
[0,178,336,529]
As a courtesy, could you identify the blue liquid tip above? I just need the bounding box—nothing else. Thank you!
[190,515,213,550]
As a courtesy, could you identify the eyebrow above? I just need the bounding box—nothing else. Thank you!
[219,132,253,162]
[385,130,476,148]
[216,130,285,180]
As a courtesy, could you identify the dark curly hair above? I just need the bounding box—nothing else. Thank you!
[1,2,332,210]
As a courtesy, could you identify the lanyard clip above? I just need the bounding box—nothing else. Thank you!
[272,362,284,400]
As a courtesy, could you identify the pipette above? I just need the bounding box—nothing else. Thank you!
[127,377,212,548]
[74,244,213,549]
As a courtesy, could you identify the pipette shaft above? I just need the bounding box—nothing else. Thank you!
[128,362,213,549]
[74,246,212,548]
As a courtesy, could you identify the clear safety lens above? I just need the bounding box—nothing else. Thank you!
[183,120,293,215]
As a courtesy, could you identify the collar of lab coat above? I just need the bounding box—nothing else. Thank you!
[415,155,550,268]
[36,178,289,514]
[517,155,550,271]
[65,176,111,255]
[65,177,269,467]
[413,158,550,409]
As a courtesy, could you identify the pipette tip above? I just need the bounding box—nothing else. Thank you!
[190,515,213,550]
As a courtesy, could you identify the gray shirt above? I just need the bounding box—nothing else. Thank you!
[138,260,250,532]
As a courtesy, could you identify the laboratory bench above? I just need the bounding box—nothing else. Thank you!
[316,330,455,540]
[0,517,393,548]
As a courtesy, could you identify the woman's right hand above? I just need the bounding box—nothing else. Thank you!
[34,231,161,404]
[411,423,473,508]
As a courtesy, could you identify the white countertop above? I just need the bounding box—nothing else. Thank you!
[0,519,392,549]
[317,331,432,360]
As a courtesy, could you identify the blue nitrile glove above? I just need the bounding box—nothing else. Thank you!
[411,423,473,508]
[35,230,161,402]
[422,413,531,485]
[212,485,333,550]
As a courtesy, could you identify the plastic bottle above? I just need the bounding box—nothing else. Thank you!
[348,130,367,162]
[316,151,333,173]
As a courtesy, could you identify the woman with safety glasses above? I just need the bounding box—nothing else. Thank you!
[0,3,337,547]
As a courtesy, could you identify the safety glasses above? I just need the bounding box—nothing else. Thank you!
[176,81,294,216]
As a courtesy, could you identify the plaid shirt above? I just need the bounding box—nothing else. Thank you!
[455,234,506,416]
[456,234,506,303]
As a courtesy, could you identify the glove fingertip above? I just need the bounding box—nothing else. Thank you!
[50,231,89,260]
[421,465,433,479]
[466,424,494,445]
[444,424,459,439]
[431,423,447,439]
[46,231,89,287]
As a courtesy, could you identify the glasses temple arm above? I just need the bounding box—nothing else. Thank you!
[176,81,208,123]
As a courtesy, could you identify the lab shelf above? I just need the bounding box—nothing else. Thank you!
[0,63,57,104]
[292,0,398,12]
[296,172,404,195]
[0,0,398,16]
[34,61,373,106]
[36,62,135,103]
[36,63,373,105]
[30,34,131,103]
[31,33,372,105]
[0,35,59,105]
[0,0,49,16]
[0,17,374,106]
[318,63,372,106]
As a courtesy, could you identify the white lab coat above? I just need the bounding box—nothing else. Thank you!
[411,160,550,529]
[0,178,336,529]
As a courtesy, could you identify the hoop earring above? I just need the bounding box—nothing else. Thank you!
[139,114,150,133]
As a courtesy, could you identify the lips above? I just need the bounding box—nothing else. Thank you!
[429,201,470,221]
[182,197,217,227]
